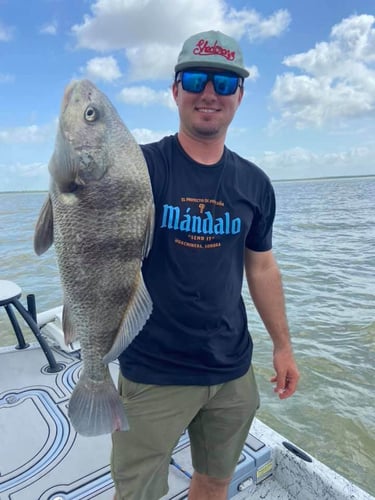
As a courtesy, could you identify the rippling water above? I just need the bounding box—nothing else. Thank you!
[1,177,374,495]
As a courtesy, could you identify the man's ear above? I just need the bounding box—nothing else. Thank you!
[236,86,244,107]
[172,81,179,103]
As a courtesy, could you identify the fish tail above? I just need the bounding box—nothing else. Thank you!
[68,369,129,436]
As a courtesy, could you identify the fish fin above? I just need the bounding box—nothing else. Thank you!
[48,135,81,191]
[62,302,76,345]
[103,271,152,363]
[68,368,129,436]
[142,203,155,258]
[34,195,54,255]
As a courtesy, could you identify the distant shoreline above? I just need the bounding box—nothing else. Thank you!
[273,173,375,183]
[1,173,374,194]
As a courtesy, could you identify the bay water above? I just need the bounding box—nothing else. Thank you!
[0,176,374,495]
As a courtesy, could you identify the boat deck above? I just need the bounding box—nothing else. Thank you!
[0,342,373,500]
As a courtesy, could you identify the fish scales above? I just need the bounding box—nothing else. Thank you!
[34,79,154,436]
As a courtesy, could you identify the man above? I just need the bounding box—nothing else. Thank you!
[111,30,300,500]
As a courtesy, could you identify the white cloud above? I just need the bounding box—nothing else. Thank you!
[330,14,375,63]
[226,8,290,42]
[71,0,290,80]
[81,56,122,82]
[0,20,14,41]
[9,162,47,178]
[40,21,58,35]
[271,14,375,129]
[246,65,259,82]
[253,145,375,180]
[72,0,206,51]
[0,73,14,84]
[0,162,49,192]
[125,44,179,81]
[0,122,56,144]
[132,128,173,144]
[118,86,176,110]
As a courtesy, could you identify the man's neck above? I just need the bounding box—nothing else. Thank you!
[177,131,225,165]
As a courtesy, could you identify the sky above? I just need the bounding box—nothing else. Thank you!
[0,0,375,192]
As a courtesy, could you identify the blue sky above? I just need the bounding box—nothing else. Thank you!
[0,0,374,191]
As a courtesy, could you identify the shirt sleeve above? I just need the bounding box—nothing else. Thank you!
[245,181,276,251]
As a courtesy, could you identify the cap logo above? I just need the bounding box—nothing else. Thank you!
[193,38,236,62]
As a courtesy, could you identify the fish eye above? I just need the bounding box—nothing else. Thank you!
[84,105,99,122]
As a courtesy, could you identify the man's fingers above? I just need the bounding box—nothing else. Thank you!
[270,373,298,399]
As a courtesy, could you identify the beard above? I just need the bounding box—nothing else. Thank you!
[191,115,222,137]
[193,126,220,137]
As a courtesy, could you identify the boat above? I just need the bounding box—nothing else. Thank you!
[0,280,373,500]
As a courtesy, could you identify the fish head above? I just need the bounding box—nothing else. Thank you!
[50,79,122,193]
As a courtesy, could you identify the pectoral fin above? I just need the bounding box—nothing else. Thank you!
[62,301,77,345]
[102,272,152,364]
[142,202,155,259]
[34,195,54,255]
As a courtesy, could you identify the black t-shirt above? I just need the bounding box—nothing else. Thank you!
[119,135,275,385]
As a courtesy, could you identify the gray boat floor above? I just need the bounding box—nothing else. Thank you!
[0,344,280,499]
[1,344,373,500]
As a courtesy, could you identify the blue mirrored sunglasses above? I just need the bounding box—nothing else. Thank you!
[176,70,243,96]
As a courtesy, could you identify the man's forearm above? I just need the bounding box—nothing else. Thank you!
[245,249,300,398]
[246,256,291,350]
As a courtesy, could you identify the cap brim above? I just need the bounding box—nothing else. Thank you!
[175,61,249,78]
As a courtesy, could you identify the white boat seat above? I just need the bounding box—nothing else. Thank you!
[0,280,64,372]
[0,280,22,305]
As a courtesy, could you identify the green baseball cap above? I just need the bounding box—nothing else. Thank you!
[175,30,249,78]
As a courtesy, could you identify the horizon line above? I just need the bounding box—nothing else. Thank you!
[0,173,374,194]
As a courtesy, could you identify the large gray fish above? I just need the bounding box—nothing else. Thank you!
[34,79,154,436]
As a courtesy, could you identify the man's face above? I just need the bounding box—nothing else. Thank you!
[173,69,244,141]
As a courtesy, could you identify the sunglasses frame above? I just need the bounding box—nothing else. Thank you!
[176,70,243,96]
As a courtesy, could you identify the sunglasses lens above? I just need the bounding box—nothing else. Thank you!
[181,72,208,93]
[213,75,239,95]
[179,71,240,96]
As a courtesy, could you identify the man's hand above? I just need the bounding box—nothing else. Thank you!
[245,249,300,399]
[270,347,300,399]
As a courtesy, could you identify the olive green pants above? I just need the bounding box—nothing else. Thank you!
[111,366,259,500]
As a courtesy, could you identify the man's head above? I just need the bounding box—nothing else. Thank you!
[174,30,249,78]
[173,31,247,142]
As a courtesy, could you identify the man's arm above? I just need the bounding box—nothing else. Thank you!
[245,248,300,399]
